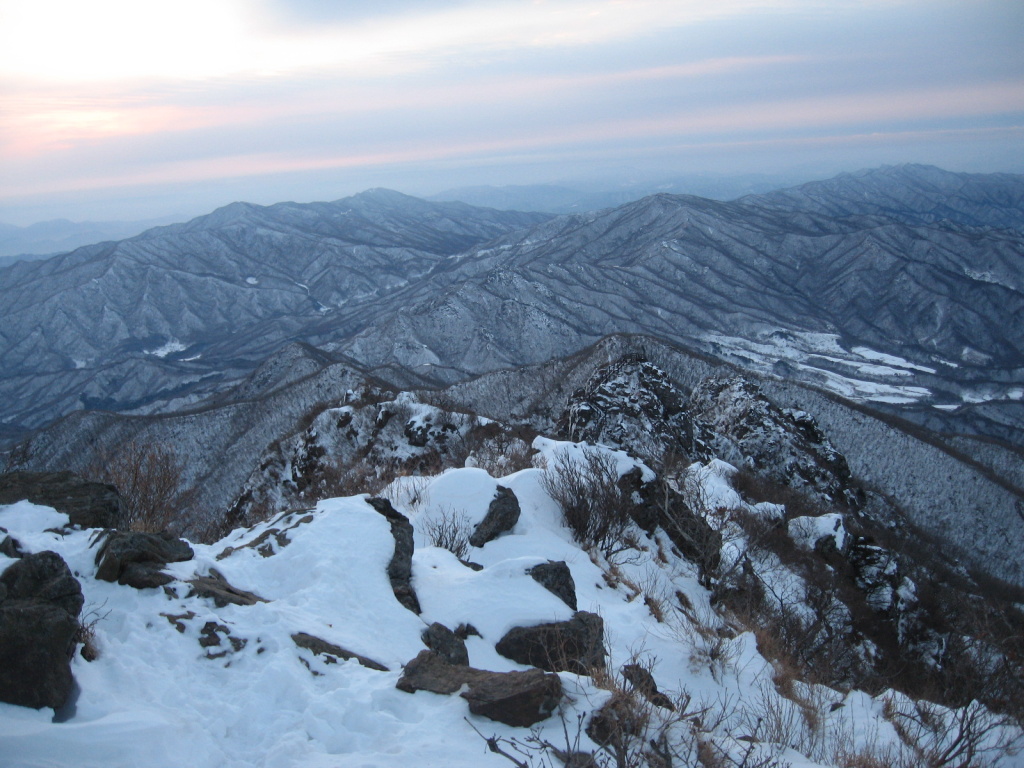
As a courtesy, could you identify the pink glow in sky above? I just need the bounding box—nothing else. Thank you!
[0,0,1021,224]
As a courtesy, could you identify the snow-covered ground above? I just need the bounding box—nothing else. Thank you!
[699,331,940,404]
[1,440,1018,767]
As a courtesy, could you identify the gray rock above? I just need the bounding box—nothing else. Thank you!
[1,550,84,617]
[94,530,193,588]
[495,611,606,675]
[422,622,469,666]
[0,552,83,709]
[688,376,855,508]
[0,534,24,559]
[561,357,691,469]
[366,497,421,613]
[469,486,521,548]
[397,650,561,727]
[0,471,120,529]
[527,561,577,611]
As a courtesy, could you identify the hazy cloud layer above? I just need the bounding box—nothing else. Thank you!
[1,0,1021,223]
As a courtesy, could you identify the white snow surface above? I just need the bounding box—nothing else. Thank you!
[0,444,1013,767]
[788,513,847,552]
[145,340,187,358]
[698,331,937,404]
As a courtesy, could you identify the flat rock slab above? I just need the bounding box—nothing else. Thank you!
[397,650,562,727]
[366,497,421,614]
[187,569,267,608]
[291,632,388,672]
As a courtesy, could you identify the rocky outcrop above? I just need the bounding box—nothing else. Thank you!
[688,376,858,508]
[562,357,691,465]
[397,650,562,727]
[527,561,577,610]
[0,471,120,529]
[469,486,521,548]
[421,622,469,666]
[0,551,83,709]
[94,530,194,588]
[495,611,605,674]
[366,497,421,613]
[657,492,722,587]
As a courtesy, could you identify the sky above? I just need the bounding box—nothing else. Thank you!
[0,0,1022,225]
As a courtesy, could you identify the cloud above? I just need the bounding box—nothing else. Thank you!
[1,0,1021,223]
[0,0,861,84]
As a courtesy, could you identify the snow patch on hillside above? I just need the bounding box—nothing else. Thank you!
[145,340,187,358]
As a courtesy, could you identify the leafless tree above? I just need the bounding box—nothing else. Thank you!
[86,440,197,532]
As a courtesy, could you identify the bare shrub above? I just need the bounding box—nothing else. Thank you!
[382,473,432,510]
[883,694,1023,768]
[316,459,392,499]
[730,468,827,519]
[831,742,903,768]
[74,601,110,662]
[541,448,635,558]
[86,440,196,532]
[421,506,472,560]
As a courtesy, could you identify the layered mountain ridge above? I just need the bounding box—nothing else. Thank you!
[338,168,1024,444]
[3,164,1021,450]
[0,191,550,434]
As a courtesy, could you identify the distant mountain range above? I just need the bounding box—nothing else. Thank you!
[427,172,797,213]
[1,164,1022,452]
[0,216,181,263]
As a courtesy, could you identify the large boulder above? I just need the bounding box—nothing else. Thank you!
[94,530,194,588]
[397,650,562,727]
[527,560,578,610]
[469,486,521,548]
[366,497,421,613]
[0,471,121,529]
[496,611,606,674]
[0,552,83,709]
